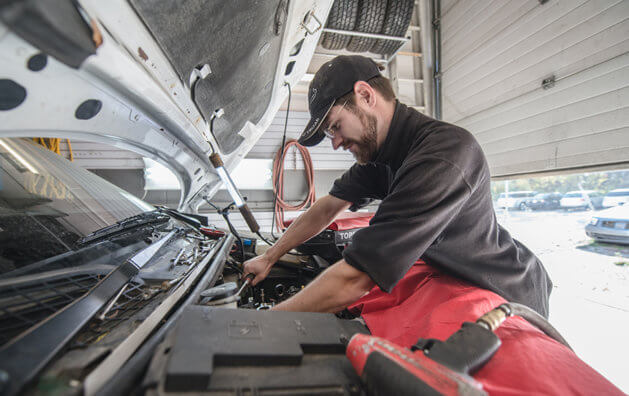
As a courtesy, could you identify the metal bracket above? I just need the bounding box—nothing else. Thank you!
[432,16,441,30]
[188,64,212,88]
[321,28,409,43]
[542,75,556,90]
[212,108,225,120]
[301,10,322,36]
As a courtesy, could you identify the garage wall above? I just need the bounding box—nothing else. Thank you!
[59,141,144,169]
[67,110,353,172]
[248,110,354,170]
[440,0,629,178]
[70,109,356,215]
[200,210,303,234]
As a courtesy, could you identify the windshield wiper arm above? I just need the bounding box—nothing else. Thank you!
[156,206,204,228]
[78,210,170,246]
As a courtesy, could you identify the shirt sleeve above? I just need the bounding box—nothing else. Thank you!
[329,163,391,211]
[342,157,473,292]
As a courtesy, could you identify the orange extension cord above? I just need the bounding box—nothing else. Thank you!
[272,139,316,232]
[33,138,74,161]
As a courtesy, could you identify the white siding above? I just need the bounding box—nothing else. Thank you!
[54,110,354,172]
[57,140,144,169]
[248,110,355,170]
[441,0,629,177]
[202,210,303,233]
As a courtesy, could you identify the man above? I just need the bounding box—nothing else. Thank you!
[243,55,552,317]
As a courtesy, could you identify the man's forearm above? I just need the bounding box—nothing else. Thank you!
[272,259,375,312]
[264,195,350,262]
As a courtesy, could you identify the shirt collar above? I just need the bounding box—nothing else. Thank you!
[372,100,414,171]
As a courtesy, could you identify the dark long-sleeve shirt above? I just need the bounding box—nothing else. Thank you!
[329,101,553,317]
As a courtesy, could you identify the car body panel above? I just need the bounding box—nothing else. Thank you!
[585,206,629,244]
[496,191,537,209]
[602,188,629,208]
[560,190,604,209]
[525,193,563,210]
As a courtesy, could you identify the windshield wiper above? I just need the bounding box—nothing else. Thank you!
[77,210,170,246]
[0,229,181,396]
[156,206,203,228]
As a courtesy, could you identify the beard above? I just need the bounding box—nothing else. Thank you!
[351,109,378,165]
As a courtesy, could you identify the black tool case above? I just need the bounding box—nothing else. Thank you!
[144,306,369,395]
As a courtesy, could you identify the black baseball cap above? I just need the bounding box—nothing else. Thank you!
[298,55,382,147]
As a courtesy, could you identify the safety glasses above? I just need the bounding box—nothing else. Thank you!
[323,100,348,140]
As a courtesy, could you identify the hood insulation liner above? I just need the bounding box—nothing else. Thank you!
[129,0,287,154]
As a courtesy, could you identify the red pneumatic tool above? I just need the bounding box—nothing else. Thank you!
[346,304,513,396]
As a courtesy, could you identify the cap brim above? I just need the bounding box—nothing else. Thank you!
[298,101,334,147]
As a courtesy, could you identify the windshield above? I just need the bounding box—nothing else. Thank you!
[0,138,155,274]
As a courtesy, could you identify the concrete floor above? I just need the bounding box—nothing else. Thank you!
[496,208,629,393]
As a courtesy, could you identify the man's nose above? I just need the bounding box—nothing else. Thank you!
[331,135,343,150]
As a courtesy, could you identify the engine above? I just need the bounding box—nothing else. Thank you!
[200,225,356,310]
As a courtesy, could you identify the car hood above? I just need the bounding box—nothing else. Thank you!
[594,205,629,220]
[0,0,331,211]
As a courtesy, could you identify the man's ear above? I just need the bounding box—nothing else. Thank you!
[353,80,376,108]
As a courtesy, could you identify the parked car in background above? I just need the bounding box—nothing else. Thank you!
[496,191,538,210]
[602,188,629,208]
[560,190,604,210]
[524,192,563,210]
[585,205,629,245]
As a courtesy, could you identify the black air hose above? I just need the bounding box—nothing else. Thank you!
[508,302,572,351]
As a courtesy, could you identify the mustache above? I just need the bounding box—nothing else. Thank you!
[342,139,361,150]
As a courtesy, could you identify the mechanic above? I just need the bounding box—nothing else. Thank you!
[243,55,553,317]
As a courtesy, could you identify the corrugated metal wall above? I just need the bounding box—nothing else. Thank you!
[248,110,354,170]
[440,0,629,177]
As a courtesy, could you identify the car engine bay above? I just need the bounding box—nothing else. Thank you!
[0,212,370,396]
[140,225,369,396]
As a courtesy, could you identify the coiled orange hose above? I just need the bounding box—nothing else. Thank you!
[272,139,316,231]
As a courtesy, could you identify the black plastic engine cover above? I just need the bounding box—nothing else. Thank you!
[162,306,369,393]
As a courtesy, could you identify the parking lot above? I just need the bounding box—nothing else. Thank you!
[496,208,628,392]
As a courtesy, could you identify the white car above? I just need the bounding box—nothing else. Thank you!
[0,2,336,395]
[602,188,629,208]
[560,190,604,210]
[496,191,537,210]
[585,205,629,244]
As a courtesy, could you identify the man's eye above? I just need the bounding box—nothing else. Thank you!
[333,123,340,131]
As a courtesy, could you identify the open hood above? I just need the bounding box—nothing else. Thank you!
[0,0,331,211]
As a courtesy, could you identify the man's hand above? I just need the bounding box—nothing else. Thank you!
[240,195,350,286]
[242,253,275,286]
